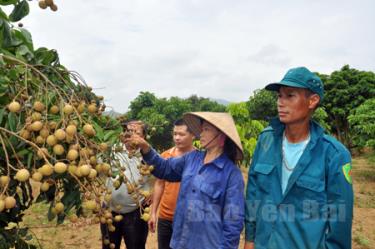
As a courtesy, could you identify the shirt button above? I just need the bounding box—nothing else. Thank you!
[192,189,196,193]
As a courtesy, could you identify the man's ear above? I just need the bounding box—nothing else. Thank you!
[309,94,320,110]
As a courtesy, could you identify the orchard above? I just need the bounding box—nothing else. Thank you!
[0,1,152,248]
[1,1,375,249]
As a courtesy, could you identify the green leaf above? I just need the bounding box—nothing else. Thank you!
[8,68,18,80]
[13,148,28,157]
[56,213,66,225]
[14,28,33,51]
[0,107,5,124]
[15,44,33,61]
[34,47,59,65]
[1,20,13,47]
[47,203,56,221]
[0,7,8,20]
[7,112,17,131]
[27,152,33,168]
[92,121,104,140]
[103,130,117,141]
[61,187,80,210]
[9,0,29,22]
[0,54,5,66]
[0,0,17,6]
[16,44,30,56]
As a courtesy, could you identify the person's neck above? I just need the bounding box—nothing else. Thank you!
[204,146,223,164]
[284,120,310,143]
[175,145,194,156]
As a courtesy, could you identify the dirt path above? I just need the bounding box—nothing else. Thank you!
[23,155,375,248]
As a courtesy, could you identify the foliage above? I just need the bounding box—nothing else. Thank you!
[247,89,277,122]
[312,107,330,132]
[319,65,375,148]
[348,98,375,149]
[0,2,126,248]
[127,92,226,151]
[227,102,264,166]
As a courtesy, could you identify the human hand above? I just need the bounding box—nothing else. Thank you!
[124,134,150,154]
[148,212,157,233]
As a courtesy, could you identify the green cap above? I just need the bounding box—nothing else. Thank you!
[265,67,324,100]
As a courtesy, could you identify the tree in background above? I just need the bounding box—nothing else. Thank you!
[312,107,330,132]
[247,89,277,122]
[127,92,226,151]
[226,102,264,166]
[319,65,375,148]
[127,65,375,160]
[348,98,375,149]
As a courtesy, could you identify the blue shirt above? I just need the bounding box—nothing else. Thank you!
[143,149,245,249]
[281,135,310,193]
[245,118,353,249]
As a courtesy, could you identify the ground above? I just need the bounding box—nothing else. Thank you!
[22,153,375,249]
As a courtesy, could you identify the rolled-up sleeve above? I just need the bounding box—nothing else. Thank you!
[143,148,188,182]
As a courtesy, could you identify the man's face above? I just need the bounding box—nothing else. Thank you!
[126,123,144,138]
[277,86,319,125]
[173,125,194,150]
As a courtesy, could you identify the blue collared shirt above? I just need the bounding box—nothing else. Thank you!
[143,149,245,249]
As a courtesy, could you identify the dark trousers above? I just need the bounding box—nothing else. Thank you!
[101,208,148,249]
[157,218,173,249]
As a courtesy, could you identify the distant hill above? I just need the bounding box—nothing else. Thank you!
[210,98,231,106]
[103,110,122,118]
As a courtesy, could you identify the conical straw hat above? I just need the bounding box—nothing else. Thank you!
[183,112,244,161]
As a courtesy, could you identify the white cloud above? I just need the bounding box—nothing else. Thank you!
[17,0,375,112]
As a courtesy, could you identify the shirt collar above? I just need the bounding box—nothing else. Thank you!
[205,152,230,169]
[270,117,325,144]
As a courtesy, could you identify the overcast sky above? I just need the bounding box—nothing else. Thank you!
[20,0,375,113]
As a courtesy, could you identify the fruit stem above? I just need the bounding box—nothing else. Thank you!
[0,127,52,165]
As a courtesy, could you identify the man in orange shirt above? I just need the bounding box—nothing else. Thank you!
[148,119,195,249]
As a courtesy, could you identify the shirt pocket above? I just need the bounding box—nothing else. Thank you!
[295,175,326,203]
[199,182,222,202]
[296,175,324,192]
[253,163,276,193]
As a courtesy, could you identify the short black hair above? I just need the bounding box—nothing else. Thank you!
[173,119,192,133]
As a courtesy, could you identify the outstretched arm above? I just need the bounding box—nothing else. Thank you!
[124,134,188,181]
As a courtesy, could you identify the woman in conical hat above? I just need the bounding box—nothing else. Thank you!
[125,112,245,249]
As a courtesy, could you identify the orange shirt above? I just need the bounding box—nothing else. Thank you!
[159,147,181,221]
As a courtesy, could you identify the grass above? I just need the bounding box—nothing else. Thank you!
[353,151,375,209]
[355,170,375,181]
[22,202,51,227]
[18,152,375,249]
[355,194,375,209]
[364,151,375,165]
[353,233,371,248]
